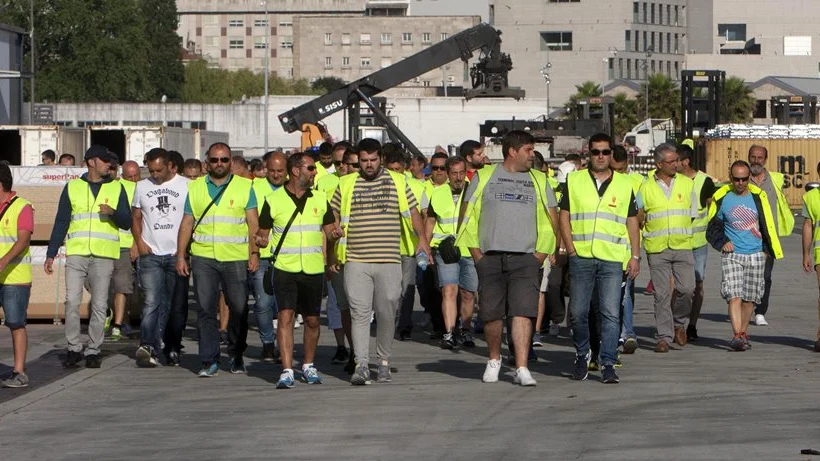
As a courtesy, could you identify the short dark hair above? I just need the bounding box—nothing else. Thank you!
[207,142,231,157]
[184,158,202,170]
[384,148,406,167]
[430,152,448,164]
[730,160,751,175]
[342,149,358,164]
[588,133,612,150]
[333,140,353,152]
[41,149,56,162]
[357,138,382,156]
[612,145,628,163]
[0,162,12,191]
[532,150,545,170]
[445,155,466,172]
[677,143,694,163]
[411,152,427,166]
[145,148,170,164]
[287,152,308,176]
[565,153,582,162]
[249,158,264,173]
[168,151,184,172]
[502,130,535,159]
[59,153,75,164]
[318,141,333,156]
[458,140,482,159]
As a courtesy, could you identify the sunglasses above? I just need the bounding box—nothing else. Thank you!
[305,165,316,171]
[731,176,749,183]
[431,165,446,171]
[333,160,343,166]
[208,157,231,164]
[589,149,612,156]
[346,162,360,167]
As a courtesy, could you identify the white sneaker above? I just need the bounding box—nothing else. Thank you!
[754,314,769,326]
[548,323,561,337]
[513,367,537,386]
[272,319,278,330]
[482,359,502,383]
[294,315,303,329]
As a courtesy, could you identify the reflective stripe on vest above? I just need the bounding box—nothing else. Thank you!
[640,175,694,253]
[119,180,136,249]
[266,187,327,274]
[804,188,820,265]
[429,185,470,257]
[189,175,252,262]
[66,179,122,259]
[691,171,709,248]
[708,184,784,260]
[567,170,632,263]
[335,170,414,264]
[0,197,31,284]
[253,179,280,258]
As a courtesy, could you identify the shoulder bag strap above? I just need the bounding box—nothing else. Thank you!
[271,192,310,262]
[191,175,234,236]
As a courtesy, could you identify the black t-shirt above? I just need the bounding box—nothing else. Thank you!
[558,170,637,216]
[699,176,716,209]
[259,188,334,229]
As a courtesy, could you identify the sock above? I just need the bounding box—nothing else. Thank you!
[112,323,121,329]
[283,368,293,375]
[302,363,313,371]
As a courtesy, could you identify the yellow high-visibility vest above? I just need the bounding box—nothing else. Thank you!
[708,183,783,259]
[189,175,253,262]
[429,185,470,257]
[803,188,820,265]
[0,196,31,284]
[640,175,694,253]
[266,188,327,274]
[118,179,135,250]
[66,179,122,259]
[691,171,709,248]
[252,178,281,258]
[566,170,632,263]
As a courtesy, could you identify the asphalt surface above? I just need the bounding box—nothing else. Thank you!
[1,234,819,460]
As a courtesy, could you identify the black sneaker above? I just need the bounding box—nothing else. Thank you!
[397,329,411,341]
[459,329,476,348]
[344,354,357,375]
[571,353,589,381]
[261,343,276,363]
[687,325,699,341]
[165,351,181,366]
[429,330,445,340]
[440,332,456,349]
[219,330,229,345]
[601,365,619,384]
[331,345,349,364]
[229,356,246,374]
[63,350,83,368]
[85,354,102,369]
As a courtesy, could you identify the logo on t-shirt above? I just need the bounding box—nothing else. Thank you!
[729,204,761,238]
[150,194,178,230]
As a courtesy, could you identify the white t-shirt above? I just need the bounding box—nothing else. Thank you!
[133,174,190,255]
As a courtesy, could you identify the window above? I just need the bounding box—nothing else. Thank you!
[633,2,639,22]
[667,33,672,53]
[673,5,679,25]
[635,32,640,51]
[381,57,392,68]
[626,58,632,79]
[360,33,371,45]
[650,3,655,24]
[342,33,351,45]
[254,37,267,49]
[228,19,243,27]
[205,36,220,47]
[674,33,679,53]
[658,3,662,24]
[422,32,431,44]
[625,31,631,51]
[402,32,412,43]
[325,33,332,45]
[342,56,350,68]
[754,100,767,119]
[784,36,812,56]
[325,57,332,68]
[280,36,293,48]
[658,32,663,53]
[381,33,392,44]
[539,31,572,51]
[440,32,448,41]
[718,24,746,41]
[643,31,648,50]
[650,32,655,52]
[360,56,371,68]
[278,18,293,27]
[422,80,431,87]
[642,2,647,23]
[229,39,244,49]
[666,5,671,25]
[203,15,219,26]
[674,61,679,79]
[666,60,671,76]
[254,19,268,27]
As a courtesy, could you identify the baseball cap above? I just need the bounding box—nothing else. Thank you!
[85,145,118,165]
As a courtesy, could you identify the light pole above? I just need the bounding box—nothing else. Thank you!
[642,46,653,121]
[540,62,551,118]
[262,0,269,156]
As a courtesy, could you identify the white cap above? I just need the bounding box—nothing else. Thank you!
[556,161,577,183]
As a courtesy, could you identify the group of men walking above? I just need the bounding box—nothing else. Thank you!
[1,131,816,390]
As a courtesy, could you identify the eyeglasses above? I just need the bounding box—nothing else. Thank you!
[589,149,612,156]
[333,160,343,166]
[731,176,750,183]
[305,165,316,171]
[431,165,446,171]
[208,157,230,164]
[346,162,360,167]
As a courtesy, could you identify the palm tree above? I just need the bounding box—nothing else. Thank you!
[564,81,603,119]
[637,74,680,120]
[613,93,640,137]
[722,76,755,123]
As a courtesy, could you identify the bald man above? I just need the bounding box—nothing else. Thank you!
[249,152,288,361]
[107,160,142,340]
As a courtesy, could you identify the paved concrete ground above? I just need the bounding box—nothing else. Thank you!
[1,235,820,460]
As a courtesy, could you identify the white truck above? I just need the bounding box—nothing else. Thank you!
[623,118,675,158]
[0,125,86,166]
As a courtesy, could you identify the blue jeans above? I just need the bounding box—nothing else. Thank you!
[620,277,635,340]
[568,256,623,367]
[191,256,249,364]
[250,259,278,345]
[0,284,30,329]
[138,254,177,353]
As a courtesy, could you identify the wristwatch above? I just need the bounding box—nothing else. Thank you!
[631,255,641,261]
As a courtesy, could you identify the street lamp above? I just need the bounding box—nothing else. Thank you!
[262,1,269,156]
[642,46,653,120]
[540,62,551,118]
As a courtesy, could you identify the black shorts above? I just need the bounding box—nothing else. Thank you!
[475,253,540,322]
[273,269,324,316]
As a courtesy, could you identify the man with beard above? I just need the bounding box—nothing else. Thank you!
[256,153,336,388]
[176,143,259,377]
[331,138,430,385]
[459,140,486,181]
[748,145,794,327]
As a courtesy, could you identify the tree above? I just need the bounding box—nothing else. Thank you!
[311,76,346,94]
[141,0,184,101]
[181,60,321,103]
[722,76,755,123]
[637,73,680,121]
[613,93,640,137]
[563,81,602,119]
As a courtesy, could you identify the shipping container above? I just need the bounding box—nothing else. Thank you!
[87,126,198,164]
[705,138,818,208]
[195,129,230,159]
[0,125,86,166]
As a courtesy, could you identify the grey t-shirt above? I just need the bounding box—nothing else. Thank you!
[751,171,779,234]
[464,167,558,253]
